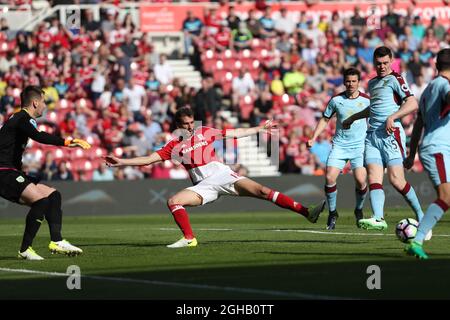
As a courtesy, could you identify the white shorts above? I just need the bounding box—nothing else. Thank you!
[186,170,246,205]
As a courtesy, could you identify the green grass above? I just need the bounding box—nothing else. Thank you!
[0,209,449,299]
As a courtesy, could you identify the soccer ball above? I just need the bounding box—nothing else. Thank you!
[395,218,418,243]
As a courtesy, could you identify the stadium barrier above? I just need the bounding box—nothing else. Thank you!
[0,173,435,217]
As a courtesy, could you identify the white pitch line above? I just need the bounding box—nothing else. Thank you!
[274,230,387,236]
[0,267,347,300]
[272,229,450,237]
[158,227,450,237]
[158,227,234,231]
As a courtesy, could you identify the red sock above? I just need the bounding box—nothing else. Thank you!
[168,204,195,240]
[266,190,309,217]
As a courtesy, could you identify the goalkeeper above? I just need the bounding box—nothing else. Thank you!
[0,86,91,260]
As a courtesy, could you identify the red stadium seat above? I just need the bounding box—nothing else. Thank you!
[220,49,236,60]
[202,58,217,73]
[70,159,94,171]
[86,147,107,160]
[239,95,255,122]
[221,82,232,96]
[213,69,229,84]
[222,58,236,70]
[70,148,88,160]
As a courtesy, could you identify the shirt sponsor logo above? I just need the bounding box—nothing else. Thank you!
[16,176,25,183]
[181,141,209,154]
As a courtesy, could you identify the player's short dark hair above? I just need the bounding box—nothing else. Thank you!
[373,46,393,60]
[436,48,450,72]
[343,67,361,81]
[20,85,44,108]
[174,106,194,125]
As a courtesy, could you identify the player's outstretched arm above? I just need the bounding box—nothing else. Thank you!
[386,96,418,134]
[342,107,370,129]
[104,152,163,167]
[404,113,424,170]
[19,117,90,149]
[224,119,277,139]
[307,117,329,148]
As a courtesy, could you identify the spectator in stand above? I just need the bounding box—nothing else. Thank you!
[246,9,262,38]
[151,91,172,124]
[300,19,325,49]
[309,132,331,168]
[411,16,426,42]
[276,32,292,53]
[204,7,221,36]
[129,124,153,157]
[0,51,18,74]
[123,77,147,122]
[357,38,375,72]
[169,162,189,180]
[227,6,241,32]
[294,142,312,174]
[54,75,69,98]
[400,26,420,52]
[40,152,58,181]
[270,70,285,97]
[154,54,173,85]
[120,34,138,59]
[283,62,306,96]
[54,162,74,181]
[141,112,162,147]
[408,51,425,81]
[83,9,101,39]
[230,21,253,51]
[113,46,132,83]
[182,10,203,57]
[275,7,296,35]
[384,2,400,31]
[259,6,277,39]
[251,88,272,126]
[350,5,366,31]
[101,8,116,34]
[214,22,231,52]
[231,68,255,111]
[410,74,427,100]
[430,16,446,41]
[93,162,114,181]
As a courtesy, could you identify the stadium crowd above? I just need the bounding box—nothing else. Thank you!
[0,1,449,181]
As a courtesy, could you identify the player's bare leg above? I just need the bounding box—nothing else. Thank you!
[166,189,202,248]
[387,165,424,222]
[353,167,368,227]
[359,164,388,230]
[324,166,340,230]
[234,178,325,223]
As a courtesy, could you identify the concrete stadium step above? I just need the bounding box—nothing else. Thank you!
[167,59,202,89]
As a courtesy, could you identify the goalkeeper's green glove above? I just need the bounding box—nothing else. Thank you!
[64,138,91,150]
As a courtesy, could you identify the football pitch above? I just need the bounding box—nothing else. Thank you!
[0,209,449,300]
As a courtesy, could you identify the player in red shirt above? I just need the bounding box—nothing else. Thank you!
[105,107,325,248]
